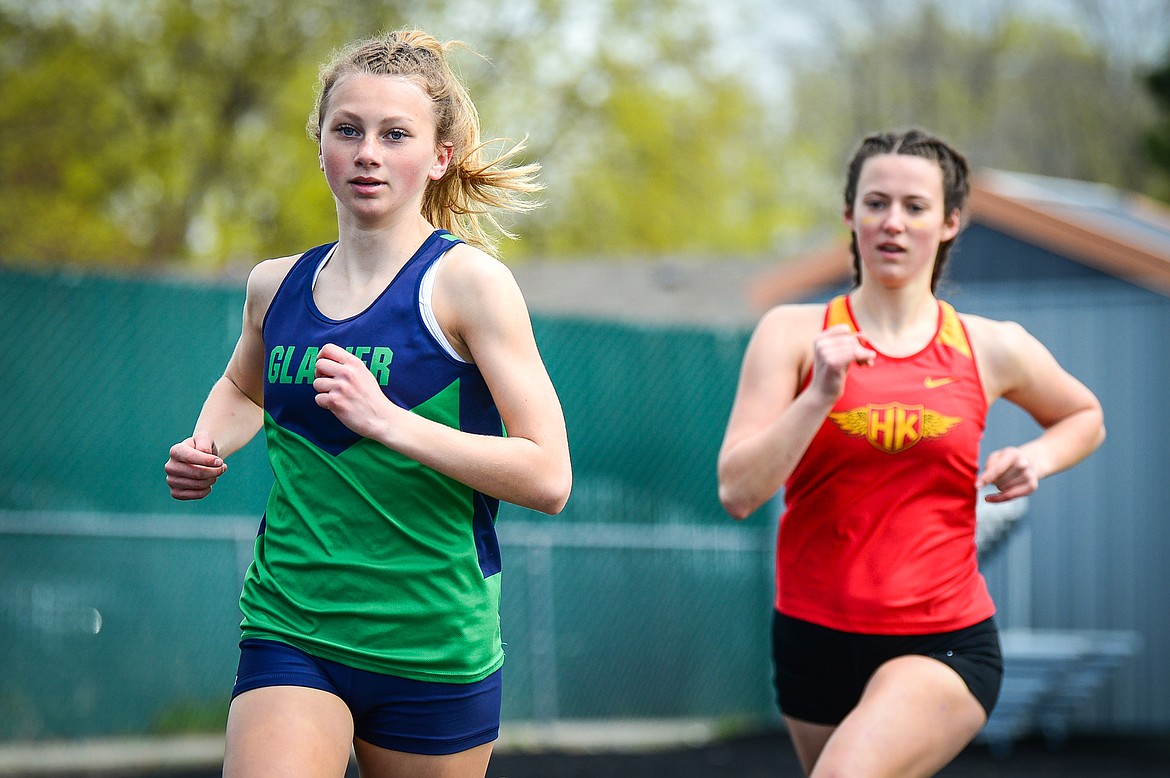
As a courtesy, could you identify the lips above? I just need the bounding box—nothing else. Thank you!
[877,242,905,254]
[349,177,385,192]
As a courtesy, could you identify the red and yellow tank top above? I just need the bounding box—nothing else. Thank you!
[775,295,995,633]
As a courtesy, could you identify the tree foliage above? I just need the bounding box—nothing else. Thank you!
[1,0,799,267]
[1143,53,1170,201]
[2,1,335,266]
[505,17,808,257]
[781,1,1161,226]
[0,0,1165,269]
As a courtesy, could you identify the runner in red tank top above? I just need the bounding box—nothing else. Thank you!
[778,294,993,635]
[718,129,1104,778]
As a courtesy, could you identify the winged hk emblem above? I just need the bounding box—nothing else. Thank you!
[829,405,961,453]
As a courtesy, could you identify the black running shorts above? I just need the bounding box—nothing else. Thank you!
[772,611,1003,725]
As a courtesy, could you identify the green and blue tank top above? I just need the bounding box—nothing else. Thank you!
[239,230,505,683]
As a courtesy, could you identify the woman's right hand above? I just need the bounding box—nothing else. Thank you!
[165,431,227,500]
[808,324,876,402]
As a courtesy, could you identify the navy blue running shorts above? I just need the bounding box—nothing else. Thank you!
[232,638,502,755]
[772,612,1003,726]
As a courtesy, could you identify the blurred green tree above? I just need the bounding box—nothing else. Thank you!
[0,0,1164,269]
[0,0,342,268]
[0,0,793,268]
[509,40,809,257]
[1143,53,1170,202]
[782,4,1159,227]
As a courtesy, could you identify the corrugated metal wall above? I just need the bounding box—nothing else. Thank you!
[943,224,1170,732]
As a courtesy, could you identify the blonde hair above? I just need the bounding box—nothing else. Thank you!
[308,29,542,256]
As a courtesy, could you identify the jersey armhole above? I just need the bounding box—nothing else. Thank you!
[419,256,468,364]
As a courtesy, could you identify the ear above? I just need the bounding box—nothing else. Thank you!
[319,143,325,172]
[843,204,855,232]
[942,207,961,242]
[430,143,454,181]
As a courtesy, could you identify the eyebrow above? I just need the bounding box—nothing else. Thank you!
[863,189,932,201]
[329,109,420,126]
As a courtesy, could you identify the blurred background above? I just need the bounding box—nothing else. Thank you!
[2,0,1169,771]
[3,0,1169,271]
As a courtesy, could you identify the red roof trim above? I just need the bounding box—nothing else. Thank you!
[968,182,1170,295]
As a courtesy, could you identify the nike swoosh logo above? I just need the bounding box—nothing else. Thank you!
[924,376,958,388]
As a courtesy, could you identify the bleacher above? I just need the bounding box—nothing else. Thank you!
[982,629,1141,754]
[974,497,1140,754]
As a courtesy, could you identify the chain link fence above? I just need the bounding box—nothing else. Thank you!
[0,265,776,742]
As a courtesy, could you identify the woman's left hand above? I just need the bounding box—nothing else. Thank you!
[976,446,1039,503]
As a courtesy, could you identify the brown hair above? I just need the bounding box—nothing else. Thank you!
[309,29,542,255]
[843,128,970,292]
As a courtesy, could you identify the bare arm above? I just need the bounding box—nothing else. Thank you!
[717,307,876,520]
[312,246,572,514]
[967,316,1105,503]
[164,257,293,500]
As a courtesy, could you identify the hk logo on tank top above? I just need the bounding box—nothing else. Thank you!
[829,403,962,454]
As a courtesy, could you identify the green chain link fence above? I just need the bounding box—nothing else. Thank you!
[0,265,777,741]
